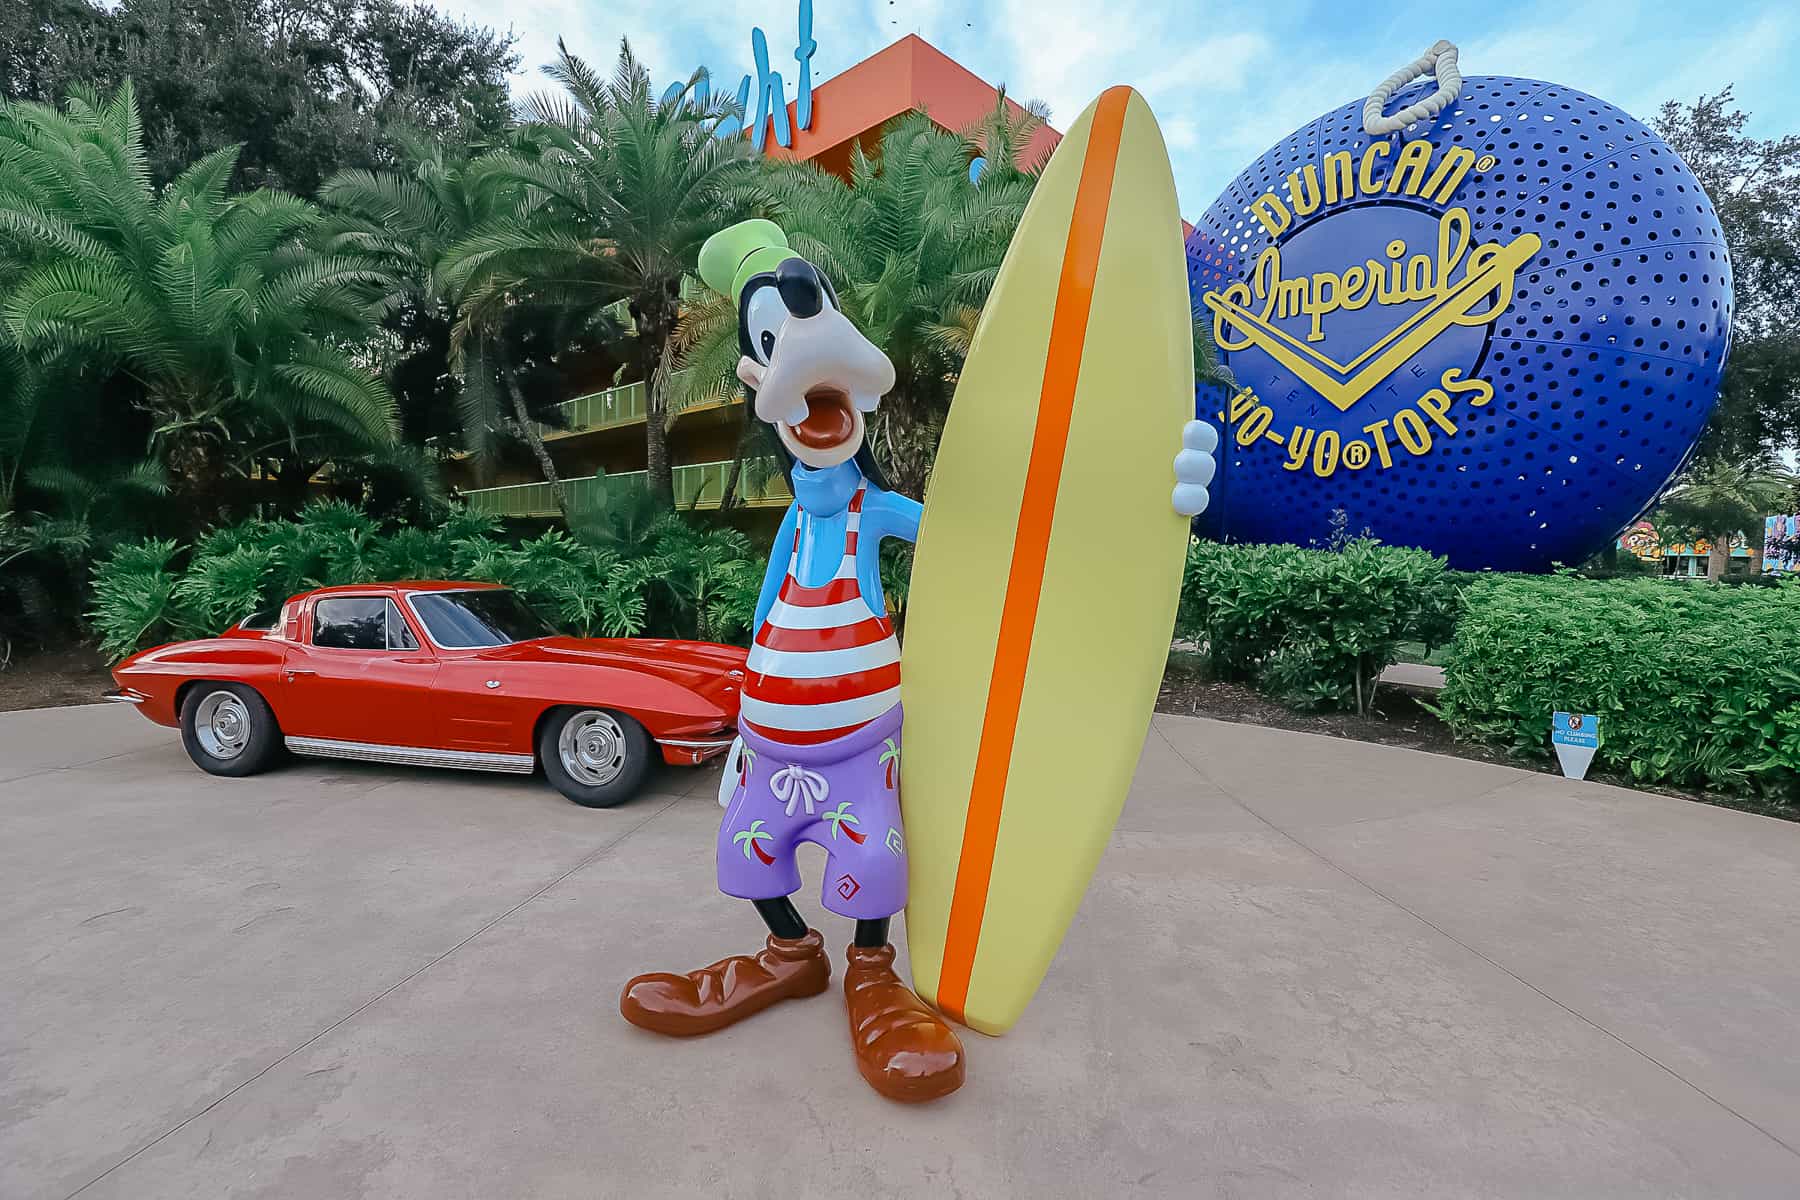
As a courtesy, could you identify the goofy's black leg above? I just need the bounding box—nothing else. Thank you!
[853,917,890,948]
[753,896,809,939]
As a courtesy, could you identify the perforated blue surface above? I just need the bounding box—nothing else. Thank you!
[1186,76,1731,572]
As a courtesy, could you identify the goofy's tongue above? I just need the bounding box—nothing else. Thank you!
[791,387,856,450]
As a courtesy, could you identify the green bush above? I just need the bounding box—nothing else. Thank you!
[1176,539,1460,711]
[91,500,768,659]
[1437,574,1800,799]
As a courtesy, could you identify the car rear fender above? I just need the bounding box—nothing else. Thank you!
[113,638,288,728]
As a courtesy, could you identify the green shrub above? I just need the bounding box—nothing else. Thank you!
[1176,539,1461,711]
[90,538,188,661]
[1437,574,1800,799]
[89,501,772,659]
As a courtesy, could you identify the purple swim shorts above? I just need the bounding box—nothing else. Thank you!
[716,705,907,921]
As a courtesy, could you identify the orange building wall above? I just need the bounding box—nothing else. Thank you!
[761,34,1061,175]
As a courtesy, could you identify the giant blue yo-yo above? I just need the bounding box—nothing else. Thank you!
[1186,44,1731,571]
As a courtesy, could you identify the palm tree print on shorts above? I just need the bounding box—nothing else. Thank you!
[734,819,776,864]
[822,801,867,844]
[879,738,900,790]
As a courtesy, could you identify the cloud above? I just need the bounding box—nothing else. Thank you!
[424,0,1800,219]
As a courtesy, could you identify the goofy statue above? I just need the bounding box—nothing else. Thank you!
[619,219,1217,1103]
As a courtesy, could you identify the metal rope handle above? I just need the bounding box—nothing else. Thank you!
[1363,39,1462,136]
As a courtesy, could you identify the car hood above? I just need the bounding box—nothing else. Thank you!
[487,637,748,693]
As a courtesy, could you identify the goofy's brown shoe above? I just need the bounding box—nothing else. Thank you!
[620,930,830,1036]
[844,943,965,1102]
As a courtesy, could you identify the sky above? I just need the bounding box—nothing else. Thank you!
[423,0,1800,220]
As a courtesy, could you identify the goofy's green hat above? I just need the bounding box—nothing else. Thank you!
[698,218,796,306]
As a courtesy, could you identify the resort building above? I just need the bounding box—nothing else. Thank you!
[451,35,1060,521]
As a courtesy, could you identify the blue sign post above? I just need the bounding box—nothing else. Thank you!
[1551,711,1600,781]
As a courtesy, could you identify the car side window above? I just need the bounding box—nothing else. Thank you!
[385,599,418,650]
[312,597,388,650]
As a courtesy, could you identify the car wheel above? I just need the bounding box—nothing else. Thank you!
[540,707,652,808]
[179,683,281,777]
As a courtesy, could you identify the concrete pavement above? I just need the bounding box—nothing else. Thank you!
[3,702,1798,1198]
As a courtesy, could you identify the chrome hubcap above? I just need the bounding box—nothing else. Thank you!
[195,690,251,760]
[559,710,627,787]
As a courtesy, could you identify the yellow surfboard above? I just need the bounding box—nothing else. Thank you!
[900,87,1192,1036]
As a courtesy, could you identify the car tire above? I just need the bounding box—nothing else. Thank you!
[179,683,282,777]
[540,707,654,808]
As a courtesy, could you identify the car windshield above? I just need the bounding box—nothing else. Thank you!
[408,589,557,648]
[238,605,280,632]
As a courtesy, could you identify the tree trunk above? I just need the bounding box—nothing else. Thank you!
[720,451,743,511]
[719,397,758,511]
[645,405,672,508]
[498,347,570,522]
[636,296,676,510]
[1707,534,1730,581]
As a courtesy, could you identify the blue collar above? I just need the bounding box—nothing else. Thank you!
[790,460,861,517]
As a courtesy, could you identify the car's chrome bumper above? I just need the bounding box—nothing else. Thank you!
[101,688,145,705]
[656,731,736,764]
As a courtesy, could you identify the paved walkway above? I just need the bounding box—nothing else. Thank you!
[3,703,1798,1198]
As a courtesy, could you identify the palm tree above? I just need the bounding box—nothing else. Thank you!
[1656,455,1798,579]
[751,105,1044,497]
[0,84,398,511]
[318,132,602,519]
[667,288,782,510]
[0,334,39,517]
[318,133,520,469]
[822,801,866,844]
[733,819,776,864]
[439,40,761,508]
[878,737,900,790]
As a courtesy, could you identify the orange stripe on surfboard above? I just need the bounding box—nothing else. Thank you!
[935,86,1132,1026]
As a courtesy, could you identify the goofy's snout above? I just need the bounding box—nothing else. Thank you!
[747,305,894,430]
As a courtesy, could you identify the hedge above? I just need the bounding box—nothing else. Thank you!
[90,501,764,661]
[1176,539,1461,711]
[1436,574,1800,799]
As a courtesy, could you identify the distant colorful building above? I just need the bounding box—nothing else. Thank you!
[453,35,1056,520]
[1618,521,1755,577]
[1765,514,1800,574]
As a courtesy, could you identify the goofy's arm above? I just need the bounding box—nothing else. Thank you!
[852,484,921,612]
[860,487,922,545]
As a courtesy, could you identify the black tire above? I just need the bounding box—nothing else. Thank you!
[179,682,282,777]
[539,707,653,808]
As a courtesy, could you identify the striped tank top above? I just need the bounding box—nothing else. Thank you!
[740,485,901,745]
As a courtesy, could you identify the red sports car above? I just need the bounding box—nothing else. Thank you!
[106,582,747,807]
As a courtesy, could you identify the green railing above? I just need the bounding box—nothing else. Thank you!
[542,380,647,438]
[672,459,792,509]
[462,459,791,518]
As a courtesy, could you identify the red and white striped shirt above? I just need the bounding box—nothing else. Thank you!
[740,485,901,745]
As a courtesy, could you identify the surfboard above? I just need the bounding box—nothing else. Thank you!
[900,87,1192,1036]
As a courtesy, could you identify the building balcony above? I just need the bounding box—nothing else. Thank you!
[433,381,748,462]
[461,458,791,518]
[541,381,648,441]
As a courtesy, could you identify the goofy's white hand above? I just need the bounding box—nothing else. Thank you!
[717,736,745,808]
[1172,419,1219,517]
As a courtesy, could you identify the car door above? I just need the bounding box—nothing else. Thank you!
[281,595,440,747]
